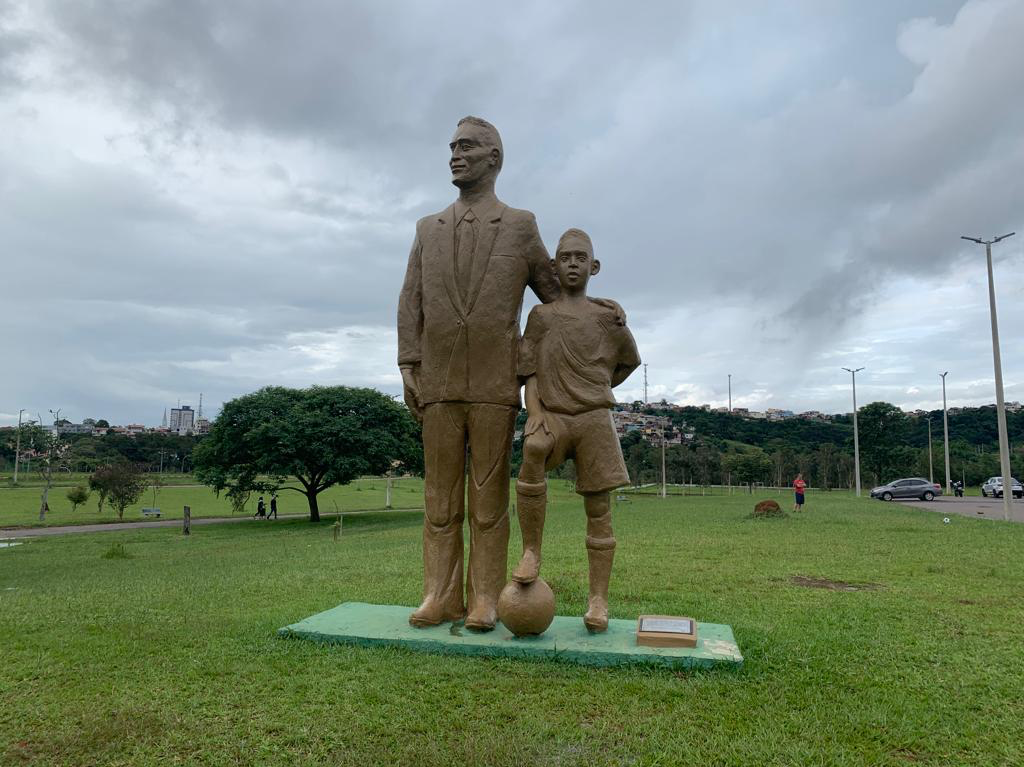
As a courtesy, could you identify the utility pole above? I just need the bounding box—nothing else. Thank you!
[843,367,864,497]
[660,425,667,499]
[643,363,648,405]
[13,408,25,485]
[940,372,951,496]
[961,233,1016,521]
[927,417,934,484]
[728,374,732,413]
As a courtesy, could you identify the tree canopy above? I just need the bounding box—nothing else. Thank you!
[193,386,422,522]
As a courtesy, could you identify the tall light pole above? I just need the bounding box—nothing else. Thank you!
[13,408,25,485]
[961,233,1016,521]
[660,424,667,499]
[843,367,864,496]
[927,417,934,484]
[728,374,732,413]
[940,372,951,495]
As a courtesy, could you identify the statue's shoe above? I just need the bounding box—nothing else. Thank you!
[464,603,497,632]
[511,551,540,583]
[409,598,465,628]
[583,599,608,633]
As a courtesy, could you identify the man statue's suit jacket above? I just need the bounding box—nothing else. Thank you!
[397,200,560,408]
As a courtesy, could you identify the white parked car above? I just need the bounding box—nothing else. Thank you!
[981,476,1024,499]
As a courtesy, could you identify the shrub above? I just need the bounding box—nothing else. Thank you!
[66,485,90,512]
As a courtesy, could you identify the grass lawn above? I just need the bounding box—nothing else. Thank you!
[0,477,425,528]
[1,485,1022,766]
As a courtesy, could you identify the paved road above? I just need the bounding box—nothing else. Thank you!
[899,495,1024,522]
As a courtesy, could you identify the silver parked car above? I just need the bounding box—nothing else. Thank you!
[870,478,942,502]
[981,476,1024,499]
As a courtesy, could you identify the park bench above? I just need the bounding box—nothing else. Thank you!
[141,508,161,518]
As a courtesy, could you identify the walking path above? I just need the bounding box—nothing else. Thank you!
[900,495,1024,523]
[0,507,424,539]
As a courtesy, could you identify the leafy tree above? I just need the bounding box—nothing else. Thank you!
[95,419,110,428]
[621,432,654,486]
[89,463,147,520]
[193,386,422,522]
[89,466,113,513]
[23,422,70,522]
[816,443,837,489]
[66,485,90,512]
[723,451,773,487]
[857,402,909,485]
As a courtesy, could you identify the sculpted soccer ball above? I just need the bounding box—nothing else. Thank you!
[498,578,555,636]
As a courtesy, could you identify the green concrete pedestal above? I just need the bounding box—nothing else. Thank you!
[279,602,743,670]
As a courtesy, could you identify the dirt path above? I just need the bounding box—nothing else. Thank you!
[0,507,424,539]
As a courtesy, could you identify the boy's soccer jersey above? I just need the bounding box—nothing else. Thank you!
[518,301,640,414]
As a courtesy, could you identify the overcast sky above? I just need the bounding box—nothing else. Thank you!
[2,0,1023,427]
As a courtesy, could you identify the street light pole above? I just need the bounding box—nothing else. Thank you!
[728,374,732,413]
[927,417,933,484]
[961,233,1016,521]
[940,372,951,495]
[13,408,25,485]
[843,367,864,497]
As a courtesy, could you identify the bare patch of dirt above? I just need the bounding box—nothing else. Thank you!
[789,575,883,592]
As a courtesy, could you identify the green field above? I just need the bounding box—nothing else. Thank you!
[2,486,1022,766]
[0,477,425,528]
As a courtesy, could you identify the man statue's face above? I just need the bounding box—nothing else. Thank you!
[449,123,499,189]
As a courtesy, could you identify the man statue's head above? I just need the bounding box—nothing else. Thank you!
[450,116,503,189]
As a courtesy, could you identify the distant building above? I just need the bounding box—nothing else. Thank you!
[194,418,211,434]
[169,406,195,435]
[798,411,828,421]
[765,408,795,421]
[44,422,95,435]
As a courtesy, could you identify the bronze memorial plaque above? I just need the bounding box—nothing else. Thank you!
[636,615,698,648]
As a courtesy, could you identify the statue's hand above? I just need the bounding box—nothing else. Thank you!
[524,411,549,438]
[589,296,626,325]
[401,367,423,423]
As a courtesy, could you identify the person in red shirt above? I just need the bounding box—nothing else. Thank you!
[793,473,807,511]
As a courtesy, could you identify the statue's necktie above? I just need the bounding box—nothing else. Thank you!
[455,209,477,304]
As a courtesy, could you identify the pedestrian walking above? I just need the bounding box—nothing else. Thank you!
[793,473,807,511]
[268,494,278,519]
[255,496,266,519]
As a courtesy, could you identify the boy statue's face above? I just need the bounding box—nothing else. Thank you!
[553,238,601,294]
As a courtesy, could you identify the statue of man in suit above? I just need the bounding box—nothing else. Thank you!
[397,116,560,631]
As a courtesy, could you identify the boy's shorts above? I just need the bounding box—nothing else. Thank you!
[538,408,630,494]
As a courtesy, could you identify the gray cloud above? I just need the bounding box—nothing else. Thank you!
[2,0,1023,426]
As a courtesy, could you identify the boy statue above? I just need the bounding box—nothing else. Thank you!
[513,228,640,632]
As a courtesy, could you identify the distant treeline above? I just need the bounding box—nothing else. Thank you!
[4,401,1021,488]
[0,430,200,474]
[514,403,1024,489]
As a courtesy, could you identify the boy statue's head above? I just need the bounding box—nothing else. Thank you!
[553,228,600,294]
